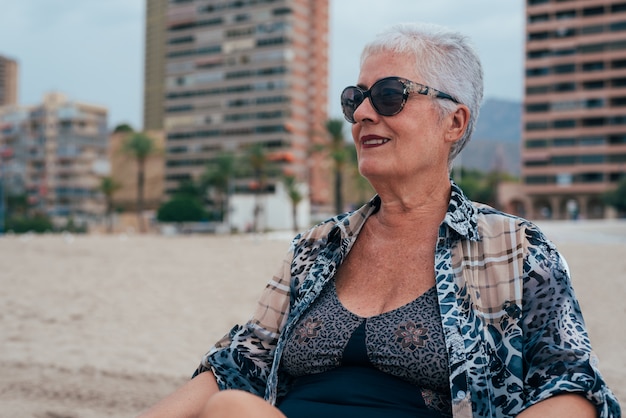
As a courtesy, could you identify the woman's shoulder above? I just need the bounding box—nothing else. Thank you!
[471,202,554,246]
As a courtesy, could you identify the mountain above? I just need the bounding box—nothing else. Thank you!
[457,98,522,176]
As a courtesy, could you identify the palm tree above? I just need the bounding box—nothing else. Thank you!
[246,143,269,233]
[122,131,158,233]
[325,118,349,214]
[99,176,121,233]
[203,152,236,225]
[283,174,303,232]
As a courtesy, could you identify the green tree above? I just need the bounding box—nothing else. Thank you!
[122,131,158,233]
[283,174,303,232]
[203,152,236,224]
[100,176,122,233]
[246,143,270,233]
[325,119,349,214]
[451,167,516,208]
[156,196,207,224]
[5,213,53,233]
[113,123,134,133]
[604,178,626,216]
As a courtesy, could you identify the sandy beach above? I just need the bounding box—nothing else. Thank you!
[1,220,624,417]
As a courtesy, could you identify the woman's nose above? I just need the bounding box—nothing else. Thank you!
[352,96,379,123]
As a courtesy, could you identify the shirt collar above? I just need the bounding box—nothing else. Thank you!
[443,180,480,241]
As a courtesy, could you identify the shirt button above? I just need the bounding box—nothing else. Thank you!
[456,390,466,400]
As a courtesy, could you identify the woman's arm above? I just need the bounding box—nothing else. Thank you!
[517,393,597,418]
[137,371,219,418]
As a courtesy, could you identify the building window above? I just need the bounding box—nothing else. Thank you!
[612,3,626,13]
[168,36,194,45]
[586,98,605,108]
[526,67,550,77]
[580,155,605,164]
[526,139,549,148]
[528,49,551,59]
[526,103,550,113]
[552,100,582,111]
[524,175,550,185]
[612,59,626,69]
[529,13,549,23]
[579,173,604,183]
[526,121,549,131]
[583,80,605,90]
[609,135,626,144]
[556,10,576,19]
[579,43,606,54]
[610,21,626,32]
[582,61,605,71]
[611,115,626,125]
[525,160,549,167]
[582,6,605,17]
[611,97,626,106]
[555,27,576,38]
[609,40,626,50]
[553,119,576,129]
[553,47,576,56]
[582,118,605,127]
[272,7,292,15]
[529,31,549,41]
[553,63,575,74]
[552,155,577,165]
[580,136,606,146]
[608,154,626,163]
[554,82,576,92]
[554,137,576,147]
[581,25,604,35]
[527,85,551,94]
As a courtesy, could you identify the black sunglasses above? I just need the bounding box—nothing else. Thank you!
[340,76,459,124]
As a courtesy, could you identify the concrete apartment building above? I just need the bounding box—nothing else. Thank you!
[0,55,18,106]
[523,0,626,219]
[144,0,168,131]
[158,0,330,230]
[0,93,109,226]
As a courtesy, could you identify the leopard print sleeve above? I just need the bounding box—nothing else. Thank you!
[520,222,621,417]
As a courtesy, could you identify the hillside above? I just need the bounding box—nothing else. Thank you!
[457,98,522,176]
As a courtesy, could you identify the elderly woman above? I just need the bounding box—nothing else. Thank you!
[139,23,620,418]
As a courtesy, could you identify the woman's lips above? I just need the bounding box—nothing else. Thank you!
[361,135,389,147]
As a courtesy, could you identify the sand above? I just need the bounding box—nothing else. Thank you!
[0,220,624,417]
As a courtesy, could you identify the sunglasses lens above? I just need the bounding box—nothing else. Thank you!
[341,87,363,123]
[340,78,407,123]
[370,79,406,116]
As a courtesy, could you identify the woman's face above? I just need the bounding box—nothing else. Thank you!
[351,51,453,185]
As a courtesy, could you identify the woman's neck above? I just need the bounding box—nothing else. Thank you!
[372,176,451,234]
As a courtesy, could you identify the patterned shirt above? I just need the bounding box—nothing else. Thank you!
[195,181,621,418]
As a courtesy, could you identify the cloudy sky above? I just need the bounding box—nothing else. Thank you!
[0,0,524,129]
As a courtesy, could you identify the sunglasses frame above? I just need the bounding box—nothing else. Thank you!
[341,76,459,124]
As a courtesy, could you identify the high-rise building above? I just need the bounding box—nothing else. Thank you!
[523,0,626,219]
[144,0,168,131]
[0,93,109,225]
[161,0,331,228]
[0,55,18,106]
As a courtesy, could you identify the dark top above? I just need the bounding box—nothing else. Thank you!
[277,282,452,417]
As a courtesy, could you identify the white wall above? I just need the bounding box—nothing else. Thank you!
[229,182,310,232]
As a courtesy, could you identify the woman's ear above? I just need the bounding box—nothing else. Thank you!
[445,104,470,143]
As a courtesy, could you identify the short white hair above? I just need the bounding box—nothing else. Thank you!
[361,22,484,163]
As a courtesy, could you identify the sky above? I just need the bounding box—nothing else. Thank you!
[0,0,525,130]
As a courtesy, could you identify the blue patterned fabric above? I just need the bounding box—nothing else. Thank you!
[194,181,621,417]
